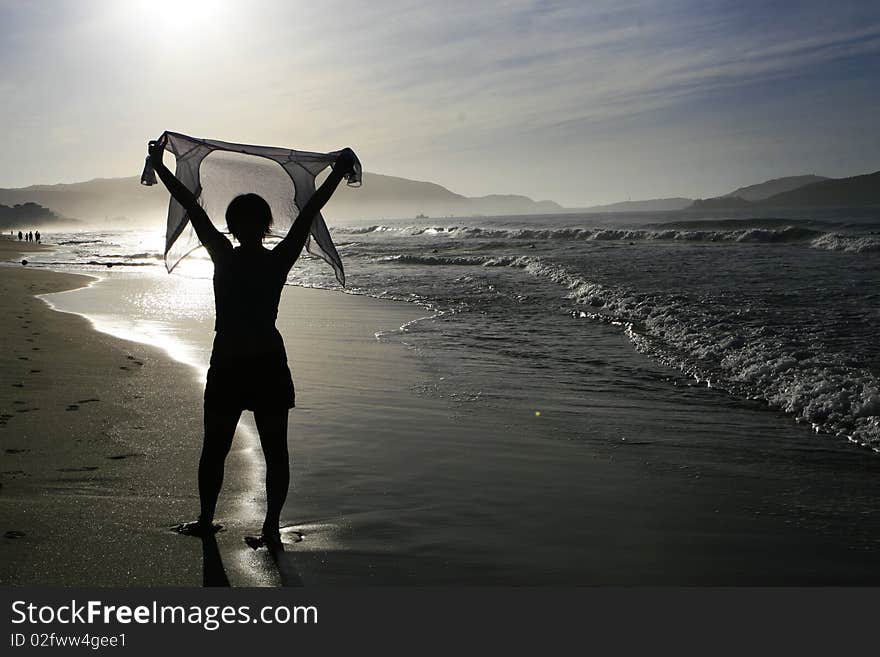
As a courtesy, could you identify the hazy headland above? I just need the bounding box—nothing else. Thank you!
[2,167,879,232]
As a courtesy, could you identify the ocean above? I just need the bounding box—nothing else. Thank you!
[22,207,880,451]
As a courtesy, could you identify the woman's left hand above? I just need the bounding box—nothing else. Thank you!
[148,137,167,166]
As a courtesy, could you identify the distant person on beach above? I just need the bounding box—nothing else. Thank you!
[35,230,41,243]
[18,231,22,241]
[148,138,357,546]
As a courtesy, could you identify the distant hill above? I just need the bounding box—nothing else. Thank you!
[689,170,880,209]
[689,196,753,210]
[0,202,65,230]
[0,178,160,226]
[464,193,564,215]
[722,175,829,201]
[0,172,564,226]
[578,197,693,213]
[328,173,564,218]
[568,176,831,214]
[762,170,880,207]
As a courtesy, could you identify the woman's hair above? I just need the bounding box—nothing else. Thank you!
[225,193,273,242]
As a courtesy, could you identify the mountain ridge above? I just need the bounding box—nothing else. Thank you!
[721,175,829,201]
[0,172,564,226]
[3,167,879,228]
[577,197,694,213]
[691,170,880,209]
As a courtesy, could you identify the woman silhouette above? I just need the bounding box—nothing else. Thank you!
[148,138,356,545]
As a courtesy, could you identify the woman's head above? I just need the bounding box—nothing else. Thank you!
[225,193,273,244]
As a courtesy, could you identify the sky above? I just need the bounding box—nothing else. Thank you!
[1,0,879,206]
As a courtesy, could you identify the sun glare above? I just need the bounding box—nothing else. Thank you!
[126,0,229,36]
[139,0,217,19]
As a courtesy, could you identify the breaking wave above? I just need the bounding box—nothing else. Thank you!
[340,223,880,254]
[477,254,880,451]
[809,233,880,254]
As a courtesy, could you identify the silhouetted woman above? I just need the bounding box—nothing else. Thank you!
[148,138,356,545]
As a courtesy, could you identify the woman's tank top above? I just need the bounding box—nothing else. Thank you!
[206,237,292,363]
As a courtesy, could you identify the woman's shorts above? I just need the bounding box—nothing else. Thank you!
[205,352,295,412]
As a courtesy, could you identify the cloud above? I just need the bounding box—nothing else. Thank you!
[1,0,879,204]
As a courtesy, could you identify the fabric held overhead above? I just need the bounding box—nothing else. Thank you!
[141,131,361,286]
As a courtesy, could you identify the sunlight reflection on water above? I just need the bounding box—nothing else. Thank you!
[40,271,216,373]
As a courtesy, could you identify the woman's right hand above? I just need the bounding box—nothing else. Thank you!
[334,147,357,176]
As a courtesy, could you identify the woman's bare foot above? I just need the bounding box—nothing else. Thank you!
[171,520,223,536]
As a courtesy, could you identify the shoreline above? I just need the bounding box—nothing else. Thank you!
[0,237,432,586]
[4,236,880,585]
[0,240,212,585]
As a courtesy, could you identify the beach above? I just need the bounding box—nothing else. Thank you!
[0,237,430,586]
[0,238,238,585]
[3,231,880,586]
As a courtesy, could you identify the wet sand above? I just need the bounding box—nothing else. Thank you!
[0,239,215,584]
[0,237,432,586]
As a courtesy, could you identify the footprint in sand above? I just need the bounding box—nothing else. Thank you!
[244,527,304,550]
[4,531,26,539]
[65,404,79,411]
[5,449,29,454]
[11,383,23,388]
[76,398,100,405]
[29,369,41,374]
[126,355,145,366]
[107,453,138,460]
[17,357,29,361]
[1,470,27,478]
[119,366,129,371]
[56,466,99,473]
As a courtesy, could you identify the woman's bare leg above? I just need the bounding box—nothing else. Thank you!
[254,409,290,537]
[198,407,242,523]
[173,406,241,536]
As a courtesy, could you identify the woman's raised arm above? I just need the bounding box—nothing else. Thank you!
[273,148,357,267]
[148,139,225,248]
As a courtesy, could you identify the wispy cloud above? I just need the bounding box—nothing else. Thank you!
[1,0,879,204]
